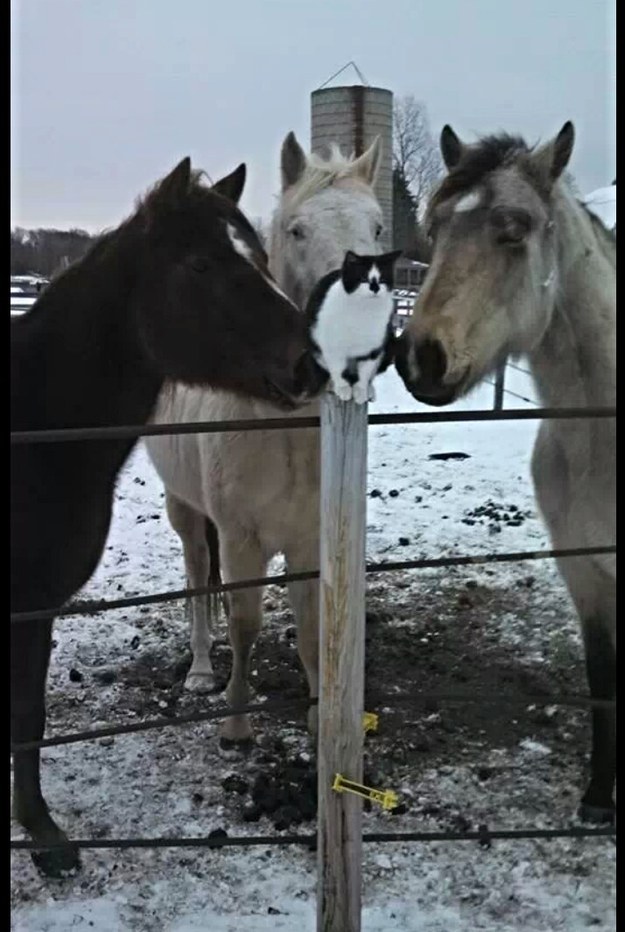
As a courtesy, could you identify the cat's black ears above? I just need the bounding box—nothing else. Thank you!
[343,250,360,265]
[383,250,403,264]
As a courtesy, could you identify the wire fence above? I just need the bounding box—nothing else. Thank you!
[11,399,617,865]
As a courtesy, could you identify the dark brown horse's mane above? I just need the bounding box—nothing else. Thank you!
[55,168,229,274]
[428,133,531,217]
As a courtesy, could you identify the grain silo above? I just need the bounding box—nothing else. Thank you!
[310,85,393,249]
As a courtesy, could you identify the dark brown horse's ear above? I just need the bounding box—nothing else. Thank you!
[154,157,192,207]
[440,125,465,170]
[212,163,246,204]
[281,131,307,191]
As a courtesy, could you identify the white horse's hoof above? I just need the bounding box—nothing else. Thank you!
[220,715,254,742]
[184,671,216,693]
[367,384,376,402]
[353,385,368,404]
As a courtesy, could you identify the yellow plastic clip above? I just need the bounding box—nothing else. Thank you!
[332,773,399,811]
[363,712,379,734]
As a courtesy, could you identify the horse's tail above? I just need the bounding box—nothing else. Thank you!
[204,517,225,622]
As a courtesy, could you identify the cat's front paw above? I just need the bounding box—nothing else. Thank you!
[334,382,353,402]
[352,383,369,405]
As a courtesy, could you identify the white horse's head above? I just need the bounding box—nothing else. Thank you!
[269,132,385,308]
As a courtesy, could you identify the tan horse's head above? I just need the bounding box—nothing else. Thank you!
[396,122,575,404]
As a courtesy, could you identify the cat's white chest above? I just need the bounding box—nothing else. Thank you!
[313,282,392,359]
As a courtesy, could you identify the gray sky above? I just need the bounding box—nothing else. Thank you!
[11,0,615,232]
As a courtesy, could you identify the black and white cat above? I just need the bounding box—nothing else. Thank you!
[306,249,402,404]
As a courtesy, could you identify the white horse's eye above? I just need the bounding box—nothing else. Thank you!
[290,225,304,240]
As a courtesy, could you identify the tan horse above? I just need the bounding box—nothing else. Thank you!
[395,122,616,822]
[146,133,384,740]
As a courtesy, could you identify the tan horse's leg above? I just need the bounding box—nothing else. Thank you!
[532,428,615,821]
[555,556,615,821]
[219,530,265,742]
[285,538,320,735]
[165,492,216,692]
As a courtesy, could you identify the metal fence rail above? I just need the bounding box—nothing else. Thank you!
[9,405,616,445]
[11,544,616,624]
[11,686,615,755]
[11,825,615,853]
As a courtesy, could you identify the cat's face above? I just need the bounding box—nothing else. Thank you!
[341,250,402,296]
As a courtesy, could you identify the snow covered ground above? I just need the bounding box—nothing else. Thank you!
[583,185,616,232]
[11,365,615,931]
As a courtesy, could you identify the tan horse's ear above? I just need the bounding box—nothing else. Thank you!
[440,125,465,170]
[530,121,575,185]
[351,136,382,186]
[212,163,246,204]
[281,132,307,191]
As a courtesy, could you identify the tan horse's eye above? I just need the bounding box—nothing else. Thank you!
[491,207,532,246]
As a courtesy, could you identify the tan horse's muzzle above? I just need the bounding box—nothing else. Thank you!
[395,330,470,406]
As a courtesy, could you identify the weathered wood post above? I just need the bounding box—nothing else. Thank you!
[317,393,368,932]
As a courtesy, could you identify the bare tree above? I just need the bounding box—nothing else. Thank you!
[393,95,444,214]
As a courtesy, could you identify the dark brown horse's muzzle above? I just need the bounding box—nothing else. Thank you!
[294,349,329,397]
[264,350,329,409]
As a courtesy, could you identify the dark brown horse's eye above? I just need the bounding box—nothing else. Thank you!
[189,257,209,273]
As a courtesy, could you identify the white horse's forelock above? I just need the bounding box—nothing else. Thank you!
[282,144,369,210]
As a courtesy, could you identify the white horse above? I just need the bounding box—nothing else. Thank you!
[146,132,384,740]
[395,122,616,822]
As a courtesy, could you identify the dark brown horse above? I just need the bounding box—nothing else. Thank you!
[11,157,326,877]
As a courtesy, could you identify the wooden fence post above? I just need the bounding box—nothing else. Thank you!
[317,393,368,932]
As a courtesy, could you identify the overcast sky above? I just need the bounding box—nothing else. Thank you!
[11,0,615,232]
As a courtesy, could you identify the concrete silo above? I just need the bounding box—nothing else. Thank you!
[310,85,393,249]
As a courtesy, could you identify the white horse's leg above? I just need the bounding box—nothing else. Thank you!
[165,492,216,692]
[219,531,265,742]
[284,538,320,736]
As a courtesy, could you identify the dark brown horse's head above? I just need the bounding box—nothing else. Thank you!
[132,158,327,408]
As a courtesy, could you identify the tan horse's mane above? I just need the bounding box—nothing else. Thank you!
[427,131,616,267]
